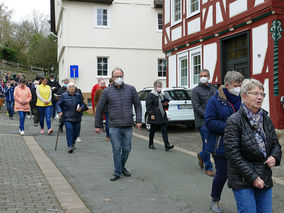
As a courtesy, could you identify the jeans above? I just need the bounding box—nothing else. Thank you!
[198,126,213,171]
[51,101,57,118]
[109,127,132,176]
[149,123,170,147]
[105,112,110,138]
[211,155,227,201]
[38,106,52,129]
[18,111,26,131]
[6,101,14,117]
[233,188,272,213]
[65,121,81,148]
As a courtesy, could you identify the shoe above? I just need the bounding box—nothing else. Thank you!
[206,170,215,177]
[110,174,120,181]
[34,123,38,127]
[68,147,74,153]
[75,137,82,143]
[165,145,174,151]
[122,168,131,177]
[40,129,45,134]
[48,129,53,135]
[31,115,34,118]
[197,153,204,169]
[20,130,24,136]
[106,137,111,141]
[27,115,31,119]
[210,200,222,213]
[149,145,156,149]
[6,111,9,116]
[59,126,63,132]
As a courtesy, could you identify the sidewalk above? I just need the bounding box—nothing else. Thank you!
[1,109,284,213]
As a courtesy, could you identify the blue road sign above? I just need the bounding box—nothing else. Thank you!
[70,65,79,78]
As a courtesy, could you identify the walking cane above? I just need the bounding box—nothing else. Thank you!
[55,117,61,151]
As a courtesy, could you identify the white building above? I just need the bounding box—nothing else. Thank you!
[50,0,166,107]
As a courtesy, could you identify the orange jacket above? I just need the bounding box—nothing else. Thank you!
[14,85,32,112]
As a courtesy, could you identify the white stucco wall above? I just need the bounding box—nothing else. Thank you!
[56,0,165,92]
[229,0,247,18]
[203,43,217,83]
[168,55,177,88]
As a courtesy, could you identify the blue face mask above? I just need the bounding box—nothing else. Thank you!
[64,84,68,87]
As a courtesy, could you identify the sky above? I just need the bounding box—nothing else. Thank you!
[0,0,50,23]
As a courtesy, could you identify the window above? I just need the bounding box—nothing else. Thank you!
[158,59,167,78]
[172,0,182,24]
[187,0,200,17]
[157,13,163,30]
[96,8,109,27]
[180,57,188,87]
[164,90,191,100]
[192,54,201,84]
[97,57,108,76]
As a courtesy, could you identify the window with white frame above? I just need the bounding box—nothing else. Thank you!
[172,0,182,24]
[190,47,202,87]
[96,8,109,27]
[158,59,167,77]
[187,0,200,17]
[97,57,108,76]
[157,13,163,30]
[179,57,188,87]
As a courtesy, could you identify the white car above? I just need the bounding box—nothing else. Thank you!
[135,87,195,130]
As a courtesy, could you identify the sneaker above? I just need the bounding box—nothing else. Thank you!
[48,129,53,135]
[20,130,25,136]
[40,129,45,134]
[75,137,82,143]
[27,115,31,119]
[68,147,74,153]
[6,111,9,116]
[210,201,222,213]
[34,123,38,127]
[206,170,215,177]
[31,115,34,118]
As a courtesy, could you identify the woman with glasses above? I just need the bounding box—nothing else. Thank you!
[224,79,282,213]
[205,71,244,213]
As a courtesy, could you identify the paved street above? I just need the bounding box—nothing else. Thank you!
[0,108,284,212]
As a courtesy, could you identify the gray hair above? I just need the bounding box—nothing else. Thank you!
[240,78,264,96]
[67,82,76,88]
[224,71,244,85]
[154,80,163,87]
[111,67,124,76]
[200,69,210,77]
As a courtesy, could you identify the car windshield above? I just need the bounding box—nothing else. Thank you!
[164,90,191,100]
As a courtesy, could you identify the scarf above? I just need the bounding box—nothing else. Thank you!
[151,89,165,117]
[223,88,241,111]
[242,104,267,158]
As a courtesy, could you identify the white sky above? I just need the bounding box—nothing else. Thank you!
[0,0,50,23]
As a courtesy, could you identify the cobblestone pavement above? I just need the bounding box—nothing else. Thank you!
[0,108,64,213]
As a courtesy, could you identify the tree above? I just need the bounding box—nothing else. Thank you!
[0,46,17,62]
[28,33,57,74]
[0,3,14,46]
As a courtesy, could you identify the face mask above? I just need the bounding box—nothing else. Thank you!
[156,88,162,93]
[50,79,55,82]
[200,77,208,84]
[229,87,241,96]
[63,84,68,87]
[114,77,123,85]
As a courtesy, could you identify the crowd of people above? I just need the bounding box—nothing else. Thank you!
[1,67,282,213]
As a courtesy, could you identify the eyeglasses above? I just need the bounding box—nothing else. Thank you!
[200,75,209,77]
[113,76,123,78]
[247,92,266,97]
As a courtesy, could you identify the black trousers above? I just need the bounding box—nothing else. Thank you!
[149,123,170,147]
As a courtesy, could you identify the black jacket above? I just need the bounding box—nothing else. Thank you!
[224,106,282,189]
[57,91,84,122]
[146,92,168,124]
[47,80,61,102]
[95,83,142,128]
[191,83,217,128]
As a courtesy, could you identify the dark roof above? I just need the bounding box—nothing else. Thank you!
[50,0,113,33]
[154,0,163,8]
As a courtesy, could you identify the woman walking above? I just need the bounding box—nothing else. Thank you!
[13,78,32,135]
[36,77,53,134]
[224,79,282,213]
[57,82,83,153]
[146,80,174,151]
[4,81,15,119]
[205,71,244,212]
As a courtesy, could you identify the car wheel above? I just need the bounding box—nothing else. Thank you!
[145,114,151,131]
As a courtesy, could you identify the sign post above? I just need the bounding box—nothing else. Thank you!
[70,65,79,78]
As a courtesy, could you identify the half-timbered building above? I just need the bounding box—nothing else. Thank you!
[162,0,284,129]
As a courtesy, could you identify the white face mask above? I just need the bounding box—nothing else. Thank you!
[156,88,162,93]
[114,77,123,85]
[200,77,208,84]
[229,87,241,96]
[50,79,55,82]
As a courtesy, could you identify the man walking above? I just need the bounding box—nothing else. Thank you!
[95,68,142,181]
[47,73,61,119]
[191,69,216,177]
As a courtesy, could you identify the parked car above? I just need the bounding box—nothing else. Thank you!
[134,87,195,130]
